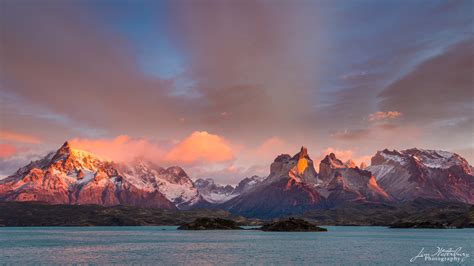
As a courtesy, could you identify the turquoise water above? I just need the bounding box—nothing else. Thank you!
[0,226,472,265]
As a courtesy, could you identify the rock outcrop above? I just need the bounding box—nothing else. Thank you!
[177,217,243,230]
[260,218,327,232]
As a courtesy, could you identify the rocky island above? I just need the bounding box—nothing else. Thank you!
[261,218,327,232]
[177,218,243,230]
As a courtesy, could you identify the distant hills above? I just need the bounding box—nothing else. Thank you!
[0,142,472,219]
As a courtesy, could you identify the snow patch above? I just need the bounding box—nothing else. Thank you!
[75,170,95,185]
[367,165,395,180]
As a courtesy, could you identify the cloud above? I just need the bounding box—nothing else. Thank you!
[340,71,367,80]
[0,130,41,144]
[69,135,165,162]
[70,131,234,166]
[330,129,371,140]
[0,147,45,178]
[378,38,473,125]
[0,2,184,138]
[0,144,17,158]
[166,1,328,140]
[368,111,402,121]
[165,131,234,164]
[253,137,292,159]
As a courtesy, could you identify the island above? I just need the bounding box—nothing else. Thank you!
[260,218,327,232]
[177,218,243,230]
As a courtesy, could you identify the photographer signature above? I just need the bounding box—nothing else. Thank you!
[410,247,470,263]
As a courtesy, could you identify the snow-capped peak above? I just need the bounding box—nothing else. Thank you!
[373,148,465,170]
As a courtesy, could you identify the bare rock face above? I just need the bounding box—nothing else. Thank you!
[319,153,345,182]
[317,153,392,206]
[326,172,365,203]
[0,142,176,210]
[268,146,319,185]
[367,148,473,204]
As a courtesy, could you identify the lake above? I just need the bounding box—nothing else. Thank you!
[0,226,472,265]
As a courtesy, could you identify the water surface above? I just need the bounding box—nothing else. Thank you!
[0,226,472,265]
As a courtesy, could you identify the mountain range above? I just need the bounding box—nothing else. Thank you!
[0,142,472,218]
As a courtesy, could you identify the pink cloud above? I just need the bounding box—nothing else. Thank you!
[0,144,17,158]
[254,137,289,157]
[69,135,165,162]
[0,130,41,144]
[368,111,402,121]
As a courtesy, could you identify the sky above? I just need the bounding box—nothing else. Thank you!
[1,0,473,184]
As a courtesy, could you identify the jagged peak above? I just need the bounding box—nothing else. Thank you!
[321,153,344,168]
[39,141,110,175]
[291,146,312,160]
[61,141,71,149]
[293,146,311,175]
[51,141,72,160]
[299,146,308,158]
[165,166,187,177]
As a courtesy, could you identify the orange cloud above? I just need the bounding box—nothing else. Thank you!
[0,130,41,144]
[368,111,402,121]
[0,144,17,158]
[165,131,234,164]
[70,131,234,166]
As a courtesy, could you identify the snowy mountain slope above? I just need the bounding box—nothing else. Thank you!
[367,148,473,204]
[0,142,187,209]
